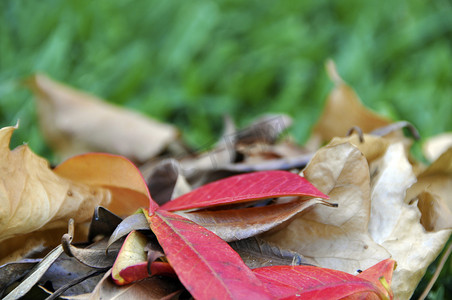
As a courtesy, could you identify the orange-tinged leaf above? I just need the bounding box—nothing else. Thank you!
[54,153,157,215]
[161,170,328,211]
[253,265,384,299]
[146,209,272,300]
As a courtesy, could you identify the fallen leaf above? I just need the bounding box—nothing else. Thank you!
[416,191,452,231]
[38,253,105,298]
[3,244,64,300]
[230,237,314,269]
[329,133,390,164]
[146,159,191,206]
[111,231,149,285]
[177,197,334,242]
[107,210,151,250]
[146,209,273,300]
[42,268,105,299]
[54,153,155,216]
[307,60,391,149]
[263,142,390,273]
[367,143,452,299]
[87,206,123,242]
[88,269,183,300]
[62,235,119,269]
[253,264,385,299]
[0,125,110,243]
[0,259,41,297]
[406,148,452,214]
[423,133,452,162]
[27,74,178,163]
[353,258,396,300]
[161,170,328,211]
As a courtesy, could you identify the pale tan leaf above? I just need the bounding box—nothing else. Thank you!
[406,148,452,214]
[368,143,452,300]
[329,134,389,164]
[0,126,110,244]
[263,142,390,273]
[423,133,452,162]
[416,191,452,232]
[28,74,178,163]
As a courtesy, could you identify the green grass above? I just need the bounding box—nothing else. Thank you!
[1,0,451,298]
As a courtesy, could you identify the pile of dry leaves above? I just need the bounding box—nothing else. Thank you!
[1,62,451,299]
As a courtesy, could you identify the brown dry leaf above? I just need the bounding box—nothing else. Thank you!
[423,133,452,162]
[263,142,390,273]
[177,197,332,242]
[367,143,451,299]
[27,74,178,163]
[0,125,110,246]
[307,60,391,149]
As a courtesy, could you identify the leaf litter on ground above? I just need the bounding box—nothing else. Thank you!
[1,62,451,299]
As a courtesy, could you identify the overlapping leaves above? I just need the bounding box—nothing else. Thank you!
[2,63,451,299]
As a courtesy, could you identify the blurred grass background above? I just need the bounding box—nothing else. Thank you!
[0,0,451,298]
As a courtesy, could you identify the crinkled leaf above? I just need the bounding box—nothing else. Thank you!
[161,170,328,211]
[368,143,451,299]
[253,265,384,299]
[0,126,110,243]
[230,237,314,269]
[264,142,390,273]
[28,74,177,163]
[54,153,157,215]
[146,209,272,300]
[416,191,452,231]
[178,197,334,242]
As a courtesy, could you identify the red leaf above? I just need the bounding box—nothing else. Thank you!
[352,259,395,300]
[54,153,159,214]
[118,261,177,284]
[253,265,384,299]
[161,170,328,211]
[146,209,272,300]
